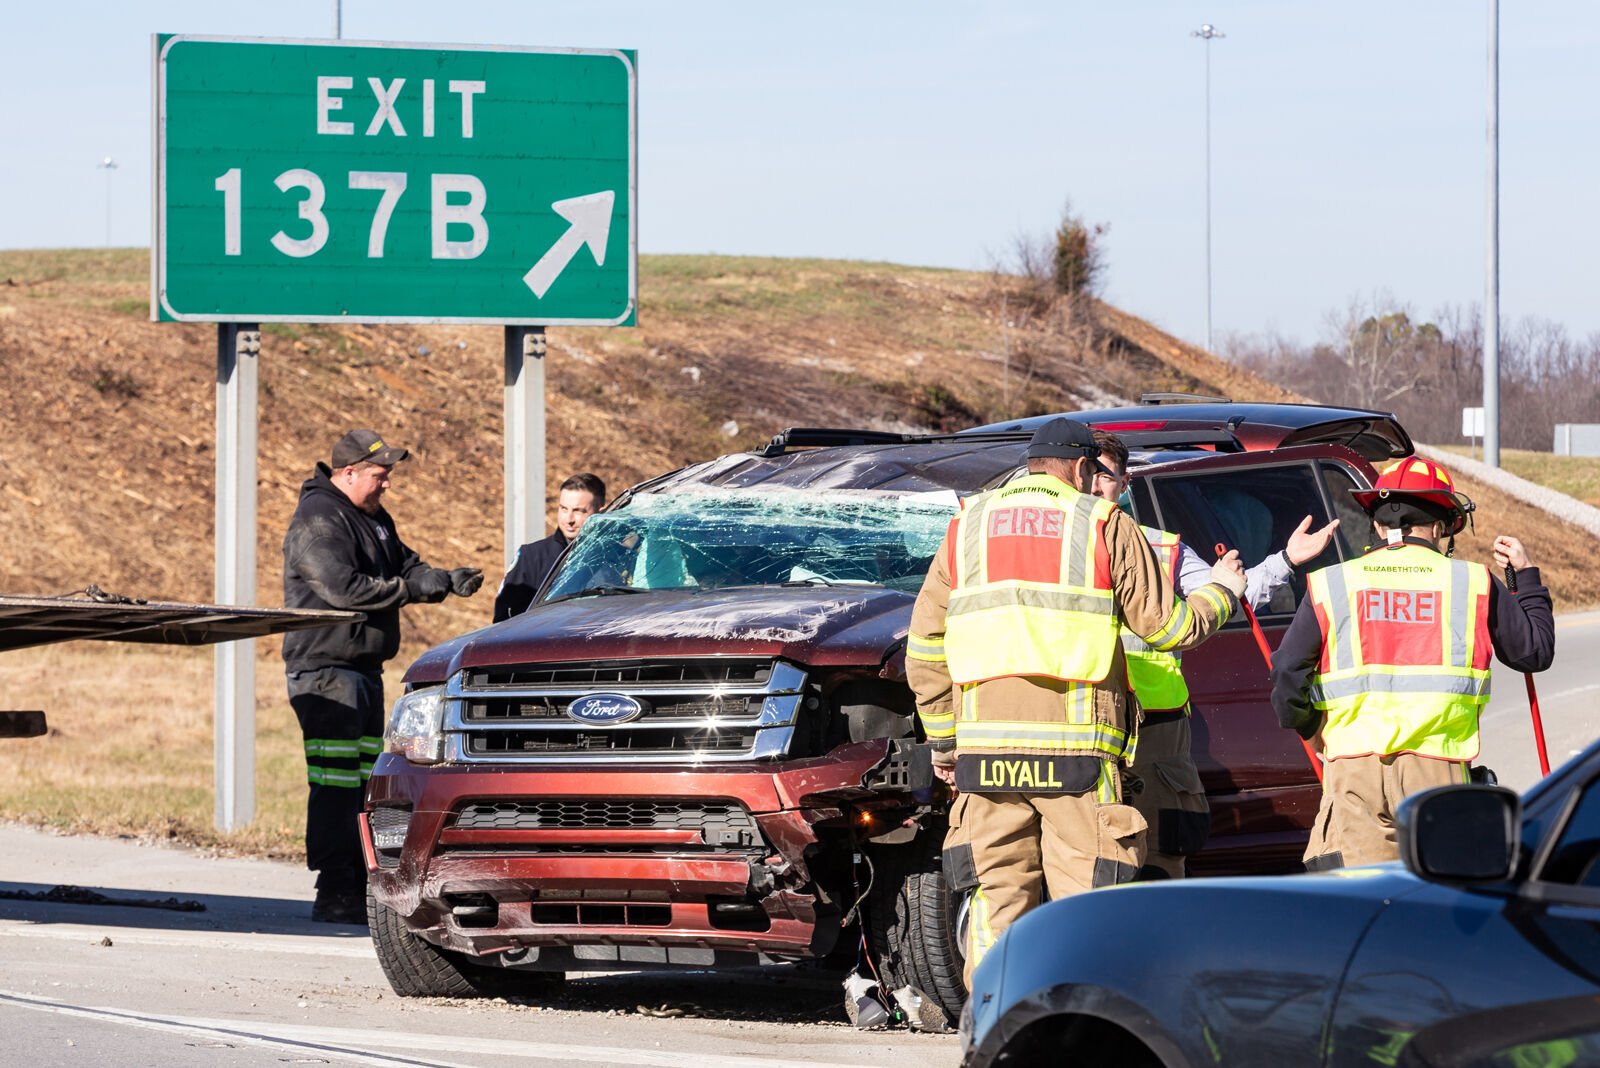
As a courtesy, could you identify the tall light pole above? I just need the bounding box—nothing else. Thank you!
[97,156,118,248]
[1191,23,1225,353]
[1483,0,1501,468]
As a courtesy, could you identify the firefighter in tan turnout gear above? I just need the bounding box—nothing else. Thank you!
[1089,430,1339,878]
[1270,457,1555,869]
[906,418,1248,986]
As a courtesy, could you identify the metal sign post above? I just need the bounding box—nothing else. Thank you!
[1462,406,1486,463]
[215,324,260,831]
[504,327,547,570]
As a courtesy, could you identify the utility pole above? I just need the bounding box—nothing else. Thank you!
[333,0,342,38]
[97,157,117,247]
[1483,0,1501,468]
[1191,23,1225,353]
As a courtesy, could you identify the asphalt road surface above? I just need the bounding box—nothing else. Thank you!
[1478,608,1600,791]
[0,611,1593,1067]
[0,823,947,1066]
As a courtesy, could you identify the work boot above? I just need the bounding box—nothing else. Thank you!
[310,888,368,926]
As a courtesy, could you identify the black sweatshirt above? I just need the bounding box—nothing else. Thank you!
[492,530,570,622]
[281,464,446,674]
[1270,547,1555,740]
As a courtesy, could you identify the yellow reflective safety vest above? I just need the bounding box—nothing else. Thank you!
[944,473,1121,685]
[1305,544,1492,760]
[1121,527,1190,713]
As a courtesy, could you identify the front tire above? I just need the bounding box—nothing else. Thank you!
[367,890,564,999]
[864,820,966,1024]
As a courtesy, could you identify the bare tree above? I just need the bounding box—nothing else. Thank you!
[1224,296,1600,451]
[1325,295,1440,411]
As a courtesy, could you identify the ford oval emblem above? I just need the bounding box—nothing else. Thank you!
[566,693,646,725]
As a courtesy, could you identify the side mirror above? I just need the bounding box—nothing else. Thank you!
[1397,784,1521,885]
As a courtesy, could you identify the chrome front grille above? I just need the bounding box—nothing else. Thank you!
[461,659,775,689]
[443,658,806,765]
[467,694,766,722]
[454,798,758,835]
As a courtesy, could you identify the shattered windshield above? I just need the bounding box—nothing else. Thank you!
[544,489,959,599]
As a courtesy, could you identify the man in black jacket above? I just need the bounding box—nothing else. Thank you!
[493,472,606,621]
[283,429,483,924]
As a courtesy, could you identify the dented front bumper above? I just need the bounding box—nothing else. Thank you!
[362,740,897,968]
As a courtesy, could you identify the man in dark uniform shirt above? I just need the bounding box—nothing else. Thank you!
[493,472,607,621]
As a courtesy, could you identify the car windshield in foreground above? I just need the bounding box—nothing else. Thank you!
[543,488,959,599]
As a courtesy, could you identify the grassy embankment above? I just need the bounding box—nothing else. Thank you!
[0,247,1093,858]
[1433,443,1600,508]
[3,249,1594,859]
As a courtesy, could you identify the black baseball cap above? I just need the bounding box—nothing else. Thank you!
[331,429,409,469]
[1026,418,1111,474]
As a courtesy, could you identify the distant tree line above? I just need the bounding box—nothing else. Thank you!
[1223,297,1600,450]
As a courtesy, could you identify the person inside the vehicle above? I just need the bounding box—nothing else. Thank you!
[1270,457,1555,869]
[1091,430,1339,878]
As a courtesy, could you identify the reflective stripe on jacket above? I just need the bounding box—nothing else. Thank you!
[955,677,1133,761]
[1306,544,1492,760]
[1121,526,1191,713]
[943,473,1120,686]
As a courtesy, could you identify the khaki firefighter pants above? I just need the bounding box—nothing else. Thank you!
[1128,712,1211,879]
[942,763,1146,988]
[1303,752,1472,870]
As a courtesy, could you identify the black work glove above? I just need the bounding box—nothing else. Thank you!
[449,567,484,597]
[405,568,452,604]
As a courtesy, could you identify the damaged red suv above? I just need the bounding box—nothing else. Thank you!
[361,399,1414,1021]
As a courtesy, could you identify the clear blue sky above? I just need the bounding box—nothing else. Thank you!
[3,1,1595,349]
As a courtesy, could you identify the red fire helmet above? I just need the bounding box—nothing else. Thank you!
[1351,458,1474,536]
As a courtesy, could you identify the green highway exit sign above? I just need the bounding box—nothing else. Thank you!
[152,35,636,325]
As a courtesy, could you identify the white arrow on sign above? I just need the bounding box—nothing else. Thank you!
[522,190,616,299]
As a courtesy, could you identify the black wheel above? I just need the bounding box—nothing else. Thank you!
[367,890,564,999]
[864,820,966,1024]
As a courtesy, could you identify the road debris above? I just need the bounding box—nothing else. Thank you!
[0,884,205,912]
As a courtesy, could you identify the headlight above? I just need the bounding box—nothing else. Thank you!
[385,686,446,764]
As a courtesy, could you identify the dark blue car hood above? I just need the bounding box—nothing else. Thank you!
[966,866,1430,1066]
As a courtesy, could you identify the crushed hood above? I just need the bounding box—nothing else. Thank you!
[403,584,913,685]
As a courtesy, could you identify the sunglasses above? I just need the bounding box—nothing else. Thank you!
[1089,458,1121,482]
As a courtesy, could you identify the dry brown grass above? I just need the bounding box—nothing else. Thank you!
[2,248,1596,857]
[0,642,308,856]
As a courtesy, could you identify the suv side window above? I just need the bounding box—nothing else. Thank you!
[1320,461,1383,559]
[1144,461,1340,617]
[1536,778,1600,888]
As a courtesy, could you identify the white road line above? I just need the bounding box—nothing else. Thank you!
[176,1016,889,1068]
[0,989,885,1068]
[0,922,375,959]
[1543,681,1600,701]
[0,990,474,1068]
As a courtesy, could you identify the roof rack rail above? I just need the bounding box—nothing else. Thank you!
[757,427,921,456]
[756,425,1241,458]
[759,427,1040,455]
[1139,392,1232,405]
